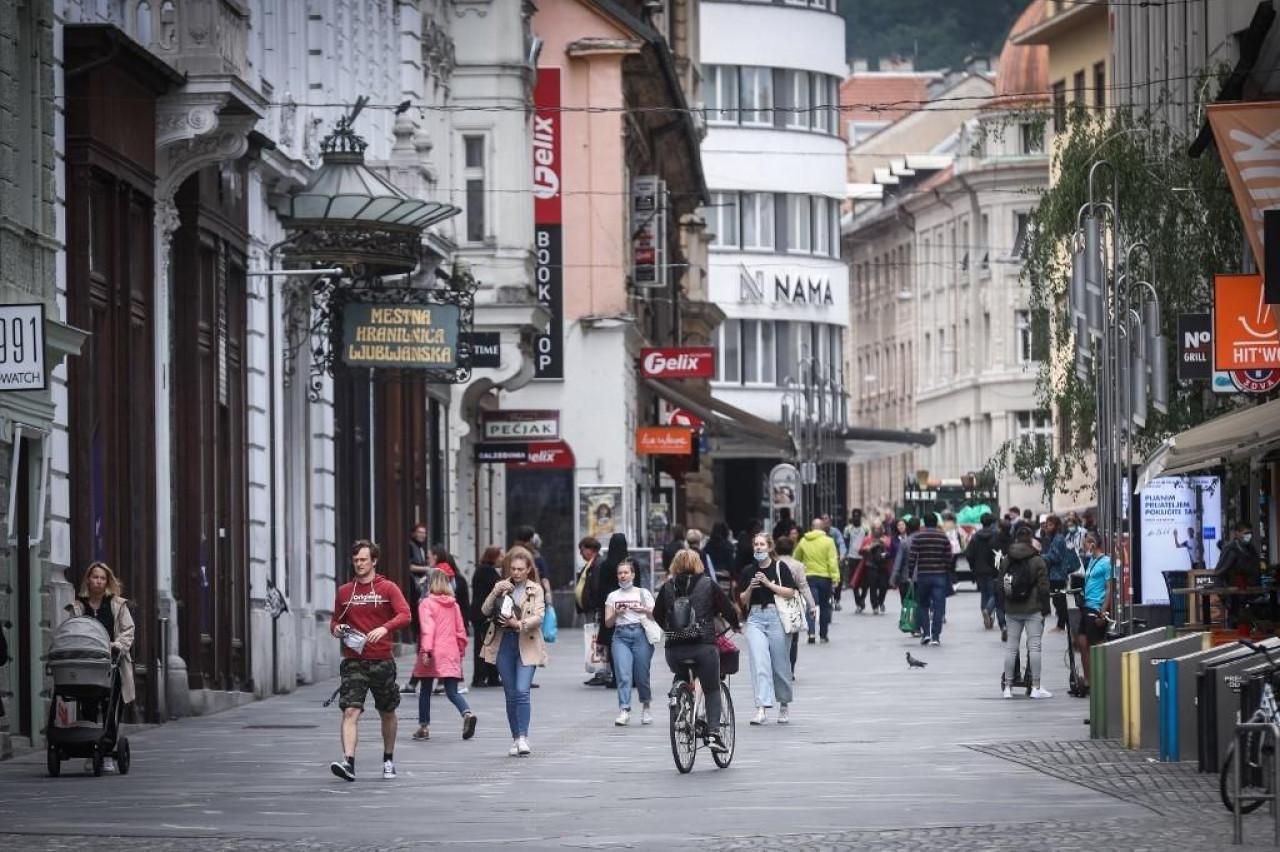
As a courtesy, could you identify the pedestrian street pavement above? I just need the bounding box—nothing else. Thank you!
[0,590,1274,850]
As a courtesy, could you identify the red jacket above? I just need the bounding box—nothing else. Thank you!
[331,573,411,660]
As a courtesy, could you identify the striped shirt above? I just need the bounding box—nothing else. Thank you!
[910,528,953,575]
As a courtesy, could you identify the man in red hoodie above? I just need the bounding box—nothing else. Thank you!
[329,539,411,782]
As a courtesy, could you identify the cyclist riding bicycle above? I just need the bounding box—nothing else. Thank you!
[654,549,740,754]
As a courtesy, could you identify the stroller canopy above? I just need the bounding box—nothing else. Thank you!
[50,616,111,661]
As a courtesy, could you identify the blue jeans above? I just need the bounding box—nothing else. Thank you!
[495,630,535,737]
[914,573,948,640]
[418,677,471,725]
[746,606,794,707]
[975,576,1007,629]
[610,623,653,709]
[805,576,833,639]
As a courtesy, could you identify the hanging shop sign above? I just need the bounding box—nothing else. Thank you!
[461,332,501,368]
[668,407,704,429]
[632,175,667,289]
[341,302,460,370]
[0,303,46,392]
[482,409,560,442]
[533,68,564,380]
[636,426,692,455]
[1213,273,1279,372]
[507,440,574,470]
[640,347,715,379]
[1177,313,1212,381]
[1207,102,1280,296]
[475,443,533,464]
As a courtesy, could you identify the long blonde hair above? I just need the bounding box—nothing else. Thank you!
[79,561,123,598]
[427,568,455,596]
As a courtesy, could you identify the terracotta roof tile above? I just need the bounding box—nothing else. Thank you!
[839,74,940,137]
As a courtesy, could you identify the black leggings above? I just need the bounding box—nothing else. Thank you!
[1050,579,1069,629]
[666,643,721,735]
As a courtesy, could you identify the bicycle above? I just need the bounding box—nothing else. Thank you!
[1220,639,1280,814]
[668,650,736,774]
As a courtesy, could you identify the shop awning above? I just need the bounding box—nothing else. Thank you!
[643,379,793,456]
[1135,397,1280,492]
[839,425,936,462]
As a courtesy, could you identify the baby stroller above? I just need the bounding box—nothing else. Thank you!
[45,616,130,777]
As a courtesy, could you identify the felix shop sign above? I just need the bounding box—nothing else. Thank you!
[533,68,564,380]
[640,347,715,379]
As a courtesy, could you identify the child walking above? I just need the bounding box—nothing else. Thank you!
[414,569,477,740]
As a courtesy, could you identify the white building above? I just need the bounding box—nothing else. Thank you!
[700,0,850,527]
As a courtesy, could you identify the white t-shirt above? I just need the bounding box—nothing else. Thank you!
[605,586,654,627]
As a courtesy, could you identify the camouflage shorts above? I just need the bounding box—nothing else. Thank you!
[338,658,400,714]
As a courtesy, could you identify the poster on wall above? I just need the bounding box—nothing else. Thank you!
[1138,474,1223,605]
[579,485,624,543]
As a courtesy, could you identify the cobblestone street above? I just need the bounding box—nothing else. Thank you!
[1,592,1274,850]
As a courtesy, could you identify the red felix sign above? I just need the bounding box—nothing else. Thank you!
[640,347,715,379]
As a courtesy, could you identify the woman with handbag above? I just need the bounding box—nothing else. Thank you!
[603,559,657,726]
[480,546,547,757]
[774,536,817,673]
[738,533,801,725]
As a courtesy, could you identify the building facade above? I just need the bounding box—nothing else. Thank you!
[701,0,849,530]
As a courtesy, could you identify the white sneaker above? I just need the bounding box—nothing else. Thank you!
[1030,687,1053,699]
[614,709,631,726]
[102,757,117,773]
[750,707,768,725]
[516,736,531,756]
[83,759,94,774]
[778,704,790,724]
[640,708,654,726]
[458,685,470,695]
[1002,686,1013,699]
[382,759,396,779]
[508,740,520,757]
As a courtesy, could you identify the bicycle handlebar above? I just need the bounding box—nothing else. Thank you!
[1240,639,1278,669]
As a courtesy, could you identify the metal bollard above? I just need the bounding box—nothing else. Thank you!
[1233,721,1280,845]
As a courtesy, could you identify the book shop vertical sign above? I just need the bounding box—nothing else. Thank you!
[533,68,563,379]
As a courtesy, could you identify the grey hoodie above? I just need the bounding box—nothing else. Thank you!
[999,541,1050,616]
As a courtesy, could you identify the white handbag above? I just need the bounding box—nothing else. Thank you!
[773,567,807,634]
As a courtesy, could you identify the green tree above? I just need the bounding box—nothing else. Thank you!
[840,0,1026,70]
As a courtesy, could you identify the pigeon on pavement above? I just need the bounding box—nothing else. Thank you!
[906,651,928,669]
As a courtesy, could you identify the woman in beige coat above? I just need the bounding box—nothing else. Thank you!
[480,545,546,757]
[66,561,135,773]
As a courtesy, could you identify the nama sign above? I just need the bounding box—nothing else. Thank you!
[639,347,715,379]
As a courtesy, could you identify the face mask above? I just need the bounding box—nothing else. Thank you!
[1243,534,1253,544]
[1068,524,1078,532]
[753,551,768,562]
[618,578,634,590]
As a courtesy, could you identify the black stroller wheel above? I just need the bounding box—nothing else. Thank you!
[115,737,130,775]
[91,748,104,777]
[46,746,60,778]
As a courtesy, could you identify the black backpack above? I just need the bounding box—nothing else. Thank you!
[1003,555,1037,603]
[666,574,706,644]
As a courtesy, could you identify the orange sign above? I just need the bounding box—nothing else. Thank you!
[1214,274,1280,370]
[1208,102,1280,271]
[636,426,692,455]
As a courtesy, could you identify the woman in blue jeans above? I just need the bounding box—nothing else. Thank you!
[738,533,800,725]
[603,559,655,726]
[480,546,547,757]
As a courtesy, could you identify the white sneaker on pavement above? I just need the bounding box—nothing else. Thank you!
[1002,686,1013,699]
[1030,687,1053,699]
[614,709,630,726]
[102,757,116,773]
[516,736,531,756]
[640,708,654,726]
[382,759,396,779]
[777,704,790,724]
[750,707,768,725]
[508,740,520,757]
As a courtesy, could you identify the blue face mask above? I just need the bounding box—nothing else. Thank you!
[753,551,768,562]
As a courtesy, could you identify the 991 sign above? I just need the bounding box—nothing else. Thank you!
[0,304,46,392]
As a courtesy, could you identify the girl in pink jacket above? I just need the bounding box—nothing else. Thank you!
[413,570,477,741]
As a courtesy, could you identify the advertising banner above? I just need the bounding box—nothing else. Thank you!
[533,68,564,379]
[461,332,500,368]
[341,303,459,370]
[0,303,46,391]
[1138,475,1222,605]
[579,485,623,542]
[1214,273,1279,371]
[639,347,715,379]
[1176,313,1212,380]
[636,426,693,455]
[769,463,800,529]
[1207,102,1280,292]
[507,441,574,470]
[631,175,666,289]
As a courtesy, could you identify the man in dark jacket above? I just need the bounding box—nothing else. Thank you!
[910,513,954,646]
[999,526,1052,699]
[662,525,686,572]
[1216,521,1262,627]
[965,513,1007,638]
[588,533,628,688]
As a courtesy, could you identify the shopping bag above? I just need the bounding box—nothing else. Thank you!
[898,585,917,633]
[542,603,558,643]
[584,621,610,675]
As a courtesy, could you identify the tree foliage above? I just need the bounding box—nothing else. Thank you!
[989,105,1246,501]
[840,0,1026,71]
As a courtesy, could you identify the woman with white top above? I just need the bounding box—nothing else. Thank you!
[604,559,655,726]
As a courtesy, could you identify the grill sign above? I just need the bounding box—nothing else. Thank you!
[640,347,715,379]
[342,304,459,369]
[1177,313,1212,380]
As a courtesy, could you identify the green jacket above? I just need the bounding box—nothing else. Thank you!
[794,530,840,582]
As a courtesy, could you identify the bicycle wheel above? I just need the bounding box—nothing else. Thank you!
[1221,739,1275,815]
[712,681,736,769]
[669,685,697,774]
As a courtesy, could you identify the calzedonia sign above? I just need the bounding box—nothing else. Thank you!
[342,303,459,369]
[640,347,715,379]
